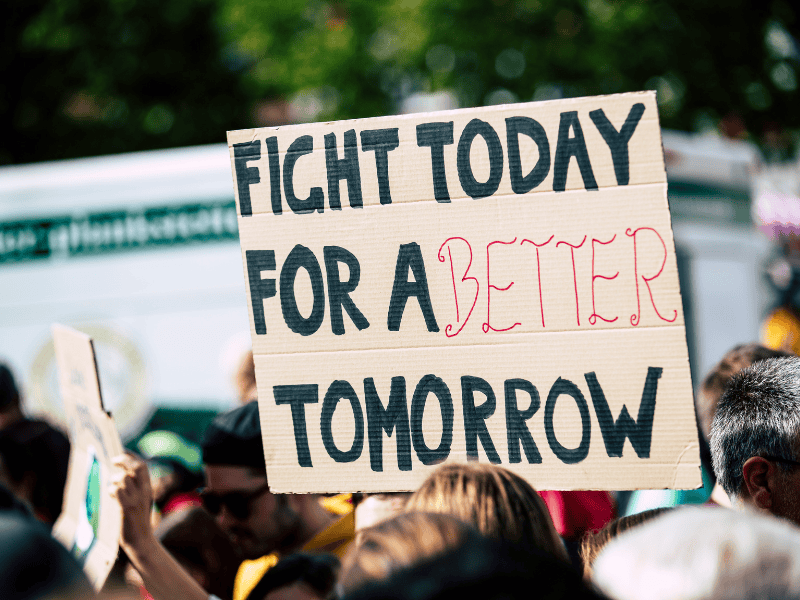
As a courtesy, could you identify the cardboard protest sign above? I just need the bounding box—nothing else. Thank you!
[228,91,700,493]
[51,324,124,591]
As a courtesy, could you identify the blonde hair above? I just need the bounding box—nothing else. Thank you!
[580,508,671,578]
[339,511,476,594]
[405,463,567,560]
[234,350,257,404]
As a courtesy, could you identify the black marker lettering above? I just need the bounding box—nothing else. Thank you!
[553,111,598,192]
[457,119,503,199]
[364,377,411,472]
[461,376,501,463]
[504,379,542,464]
[410,375,453,465]
[585,367,661,458]
[320,380,364,463]
[323,246,369,335]
[283,135,325,214]
[589,103,646,186]
[233,140,260,216]
[274,384,318,467]
[388,243,439,332]
[246,250,276,335]
[544,377,591,464]
[325,129,363,210]
[361,128,400,205]
[280,245,325,336]
[505,117,550,194]
[265,136,282,214]
[416,122,454,202]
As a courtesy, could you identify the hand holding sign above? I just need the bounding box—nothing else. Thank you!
[111,453,155,553]
[111,452,209,600]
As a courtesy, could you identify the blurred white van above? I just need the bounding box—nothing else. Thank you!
[0,144,249,440]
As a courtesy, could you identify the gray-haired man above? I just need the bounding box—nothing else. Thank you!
[710,356,800,526]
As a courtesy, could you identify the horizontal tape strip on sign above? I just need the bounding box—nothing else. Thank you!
[228,92,664,216]
[255,327,697,493]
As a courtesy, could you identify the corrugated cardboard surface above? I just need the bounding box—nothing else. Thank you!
[228,91,700,492]
[51,324,124,591]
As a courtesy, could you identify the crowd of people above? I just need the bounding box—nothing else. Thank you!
[4,342,800,599]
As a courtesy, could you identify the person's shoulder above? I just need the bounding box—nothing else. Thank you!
[320,493,353,516]
[304,509,355,557]
[233,554,280,600]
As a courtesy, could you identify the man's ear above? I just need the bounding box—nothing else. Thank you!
[742,456,774,509]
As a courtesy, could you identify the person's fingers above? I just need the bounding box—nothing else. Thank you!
[109,467,130,486]
[114,486,133,508]
[110,465,138,491]
[111,454,151,495]
[112,453,137,470]
[111,472,136,498]
[113,454,143,480]
[109,466,153,511]
[111,469,139,498]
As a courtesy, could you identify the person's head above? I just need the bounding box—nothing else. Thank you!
[339,511,480,595]
[155,506,241,600]
[710,356,800,525]
[0,512,93,600]
[580,508,671,578]
[0,364,19,413]
[405,463,567,560]
[246,553,339,600]
[137,430,204,512]
[352,493,410,531]
[201,401,304,559]
[0,435,36,509]
[592,506,800,600]
[342,526,600,600]
[0,420,70,524]
[235,350,257,404]
[698,343,790,440]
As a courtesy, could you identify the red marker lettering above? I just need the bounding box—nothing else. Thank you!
[589,235,619,325]
[438,237,480,337]
[483,238,520,333]
[521,235,554,328]
[556,236,587,326]
[626,227,677,326]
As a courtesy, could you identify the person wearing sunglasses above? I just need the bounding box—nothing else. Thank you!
[113,401,355,600]
[710,356,800,527]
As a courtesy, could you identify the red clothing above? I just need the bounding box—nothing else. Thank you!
[538,491,615,541]
[162,491,202,515]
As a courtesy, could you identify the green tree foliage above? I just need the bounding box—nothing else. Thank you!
[1,0,248,164]
[2,0,798,165]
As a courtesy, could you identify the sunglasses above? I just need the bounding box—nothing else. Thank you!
[200,481,270,520]
[761,455,800,468]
